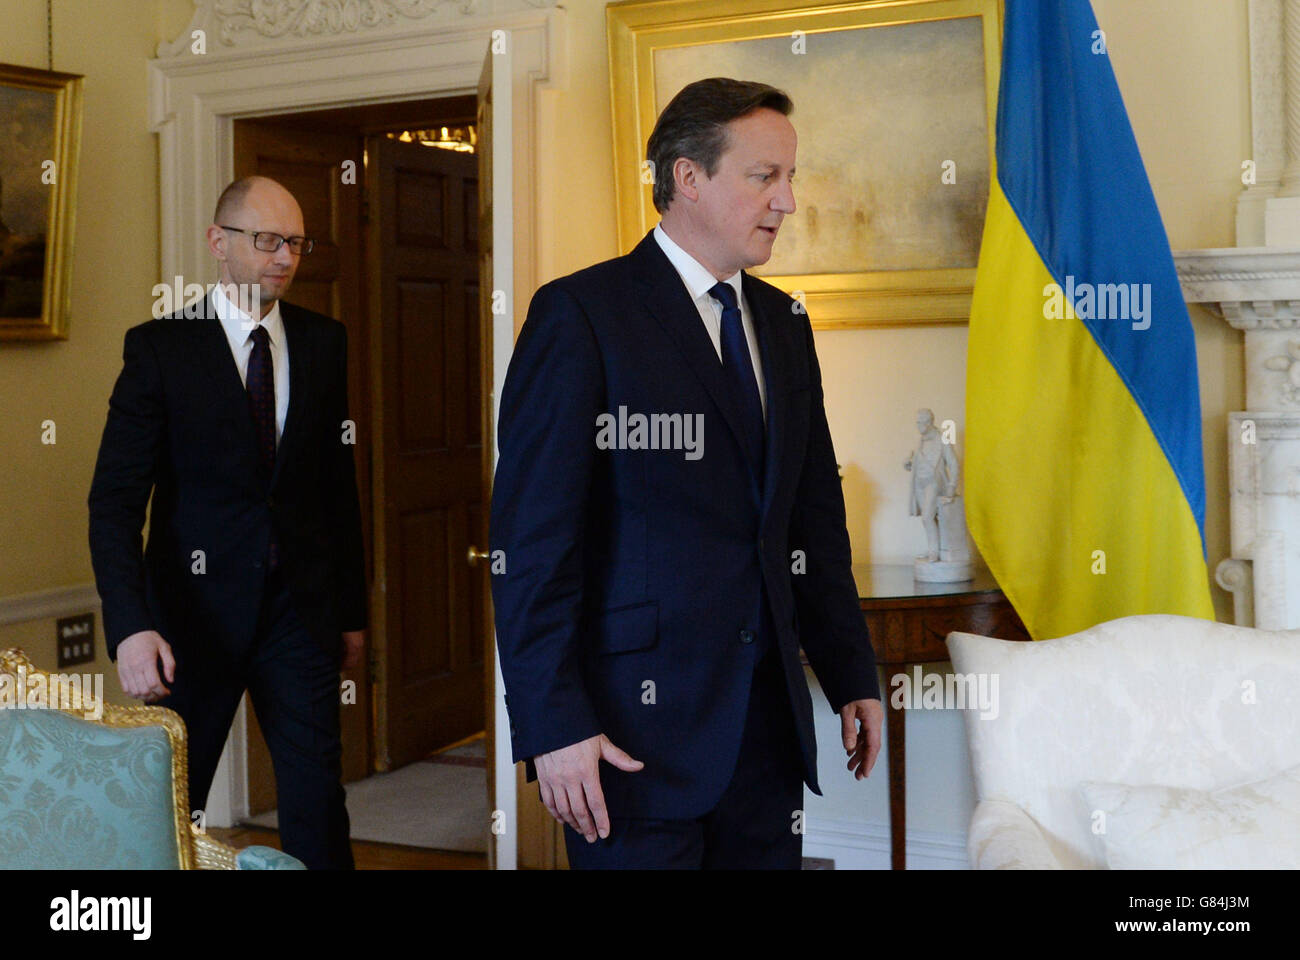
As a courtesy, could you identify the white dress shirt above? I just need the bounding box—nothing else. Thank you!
[212,282,290,443]
[653,222,767,420]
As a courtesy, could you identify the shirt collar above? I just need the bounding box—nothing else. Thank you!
[211,281,284,348]
[653,223,743,308]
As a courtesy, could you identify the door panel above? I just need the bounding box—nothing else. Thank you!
[369,135,485,770]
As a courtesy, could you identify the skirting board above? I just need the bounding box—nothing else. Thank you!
[0,583,100,627]
[803,816,969,870]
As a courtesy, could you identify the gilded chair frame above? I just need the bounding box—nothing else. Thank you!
[0,648,241,869]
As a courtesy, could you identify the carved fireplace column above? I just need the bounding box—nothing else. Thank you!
[1177,1,1300,629]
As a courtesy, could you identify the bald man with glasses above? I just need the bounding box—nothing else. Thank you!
[89,175,366,869]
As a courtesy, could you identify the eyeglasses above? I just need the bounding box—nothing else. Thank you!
[220,225,315,255]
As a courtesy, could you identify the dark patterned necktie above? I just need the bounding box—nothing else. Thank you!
[246,325,279,569]
[708,281,765,482]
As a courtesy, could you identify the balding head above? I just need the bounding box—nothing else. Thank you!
[212,175,301,228]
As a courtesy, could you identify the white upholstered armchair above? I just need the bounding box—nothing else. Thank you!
[946,615,1300,869]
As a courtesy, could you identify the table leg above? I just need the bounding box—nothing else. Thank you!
[886,687,905,870]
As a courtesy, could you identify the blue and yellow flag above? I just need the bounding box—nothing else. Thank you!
[966,0,1214,640]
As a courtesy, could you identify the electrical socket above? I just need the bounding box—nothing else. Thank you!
[57,613,95,667]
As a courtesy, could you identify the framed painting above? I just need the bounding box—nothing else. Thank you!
[0,63,83,341]
[607,0,1002,327]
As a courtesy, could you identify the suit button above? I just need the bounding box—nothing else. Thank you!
[253,560,263,569]
[739,629,754,644]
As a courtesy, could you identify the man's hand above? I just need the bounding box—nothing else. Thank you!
[534,734,644,842]
[116,631,175,703]
[841,698,884,780]
[341,630,365,671]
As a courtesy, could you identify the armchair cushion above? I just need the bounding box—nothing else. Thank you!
[2,649,302,870]
[967,799,1062,870]
[1080,764,1300,869]
[0,708,180,869]
[236,845,307,870]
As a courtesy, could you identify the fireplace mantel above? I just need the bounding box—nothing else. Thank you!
[1174,249,1300,628]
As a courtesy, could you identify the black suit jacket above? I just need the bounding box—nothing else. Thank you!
[490,230,879,819]
[88,296,367,670]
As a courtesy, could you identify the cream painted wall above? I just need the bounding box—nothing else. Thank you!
[533,0,1252,860]
[0,0,192,704]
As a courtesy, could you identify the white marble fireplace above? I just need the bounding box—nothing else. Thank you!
[1176,1,1300,628]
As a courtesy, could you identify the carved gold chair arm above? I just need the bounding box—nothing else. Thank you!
[190,825,240,870]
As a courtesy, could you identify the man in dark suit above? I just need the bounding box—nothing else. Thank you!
[490,78,884,869]
[88,176,365,869]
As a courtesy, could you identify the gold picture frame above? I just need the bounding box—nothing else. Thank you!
[0,63,83,341]
[607,0,1002,328]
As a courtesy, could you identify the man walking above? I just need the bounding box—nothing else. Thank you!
[490,78,883,869]
[89,176,365,869]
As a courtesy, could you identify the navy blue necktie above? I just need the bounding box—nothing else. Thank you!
[246,325,279,570]
[707,281,764,481]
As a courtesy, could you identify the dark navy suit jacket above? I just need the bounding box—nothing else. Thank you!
[88,296,367,672]
[490,229,879,819]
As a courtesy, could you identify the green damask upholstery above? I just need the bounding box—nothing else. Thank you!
[236,844,308,870]
[0,708,180,869]
[0,649,305,870]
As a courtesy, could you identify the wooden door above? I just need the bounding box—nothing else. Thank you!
[232,120,371,810]
[476,46,500,871]
[367,134,486,770]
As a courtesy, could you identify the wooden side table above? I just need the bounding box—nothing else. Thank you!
[854,563,1030,870]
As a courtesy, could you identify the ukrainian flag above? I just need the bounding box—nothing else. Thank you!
[966,0,1214,640]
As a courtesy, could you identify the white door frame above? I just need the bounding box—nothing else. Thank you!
[482,31,518,871]
[148,0,564,869]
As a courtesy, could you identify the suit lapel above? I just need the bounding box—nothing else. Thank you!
[193,295,258,462]
[629,231,765,496]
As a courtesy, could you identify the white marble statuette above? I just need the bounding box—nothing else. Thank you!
[904,408,973,582]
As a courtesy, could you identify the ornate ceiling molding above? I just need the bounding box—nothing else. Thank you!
[216,0,448,42]
[158,0,553,57]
